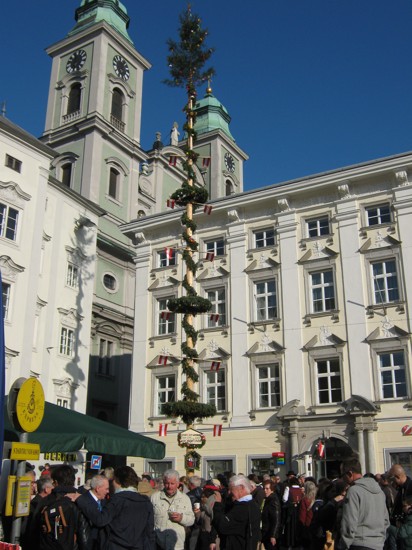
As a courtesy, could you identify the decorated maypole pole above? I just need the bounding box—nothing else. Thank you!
[163,6,216,475]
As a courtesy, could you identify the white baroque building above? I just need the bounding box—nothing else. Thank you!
[123,153,412,479]
[0,116,102,410]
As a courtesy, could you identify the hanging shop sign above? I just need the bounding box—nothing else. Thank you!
[178,428,206,449]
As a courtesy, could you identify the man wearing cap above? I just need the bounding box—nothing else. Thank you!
[213,474,261,550]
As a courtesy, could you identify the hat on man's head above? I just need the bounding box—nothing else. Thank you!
[287,470,296,476]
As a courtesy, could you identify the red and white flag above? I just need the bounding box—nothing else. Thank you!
[159,423,168,437]
[211,361,221,371]
[165,247,174,259]
[204,204,213,215]
[210,313,220,323]
[202,157,211,168]
[167,199,176,209]
[213,424,222,437]
[169,156,178,166]
[160,311,170,320]
[158,355,168,365]
[205,252,215,262]
[317,441,325,458]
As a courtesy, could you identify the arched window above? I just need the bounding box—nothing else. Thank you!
[67,83,81,115]
[111,88,124,121]
[108,167,120,199]
[225,179,234,196]
[61,163,72,187]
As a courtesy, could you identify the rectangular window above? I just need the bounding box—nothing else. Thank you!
[205,459,234,479]
[0,203,19,241]
[371,259,399,304]
[366,203,391,226]
[206,239,225,257]
[306,216,330,238]
[158,249,177,268]
[2,281,11,320]
[146,461,173,477]
[98,339,113,376]
[59,327,74,356]
[205,368,226,412]
[157,297,176,335]
[5,154,22,173]
[257,364,280,408]
[310,269,335,312]
[379,351,407,400]
[57,399,68,408]
[254,280,277,321]
[206,288,226,327]
[316,359,342,404]
[254,229,275,249]
[108,167,119,199]
[156,375,175,415]
[66,263,79,288]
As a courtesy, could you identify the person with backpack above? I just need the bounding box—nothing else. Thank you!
[37,464,90,550]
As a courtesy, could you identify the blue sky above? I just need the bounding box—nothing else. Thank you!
[3,1,412,191]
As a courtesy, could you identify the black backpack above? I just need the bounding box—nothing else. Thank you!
[39,494,79,550]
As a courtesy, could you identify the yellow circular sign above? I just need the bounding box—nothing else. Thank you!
[16,378,45,432]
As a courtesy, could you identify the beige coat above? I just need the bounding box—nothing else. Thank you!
[151,489,195,550]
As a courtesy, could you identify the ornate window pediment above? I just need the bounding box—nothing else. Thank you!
[0,256,24,281]
[365,317,409,343]
[299,244,338,263]
[304,326,345,350]
[0,181,31,207]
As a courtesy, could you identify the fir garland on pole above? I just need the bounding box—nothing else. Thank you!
[163,6,216,474]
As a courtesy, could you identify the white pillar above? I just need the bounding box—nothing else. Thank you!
[356,428,366,473]
[129,241,151,432]
[227,220,251,427]
[367,428,377,474]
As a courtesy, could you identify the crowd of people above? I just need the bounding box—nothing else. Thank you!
[6,456,412,550]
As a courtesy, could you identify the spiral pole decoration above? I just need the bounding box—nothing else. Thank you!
[163,6,217,471]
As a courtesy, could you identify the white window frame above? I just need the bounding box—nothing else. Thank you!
[206,286,226,328]
[157,249,177,268]
[309,268,336,313]
[59,327,75,357]
[377,350,408,400]
[155,373,176,416]
[66,262,79,289]
[254,363,281,409]
[205,238,225,257]
[253,278,278,322]
[202,366,227,412]
[102,272,118,294]
[315,357,343,405]
[370,258,400,305]
[365,203,391,227]
[2,280,11,321]
[5,154,22,173]
[0,202,19,242]
[306,215,330,238]
[253,228,275,249]
[156,295,176,336]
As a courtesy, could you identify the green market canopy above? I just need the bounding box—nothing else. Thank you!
[3,398,165,459]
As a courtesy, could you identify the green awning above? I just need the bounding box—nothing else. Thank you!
[3,398,165,459]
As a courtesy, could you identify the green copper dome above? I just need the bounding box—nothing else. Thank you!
[69,0,132,43]
[193,88,234,140]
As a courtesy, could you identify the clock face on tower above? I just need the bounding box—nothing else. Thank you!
[113,55,130,81]
[66,49,87,73]
[224,153,235,173]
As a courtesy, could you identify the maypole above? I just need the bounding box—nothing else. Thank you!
[163,6,217,475]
